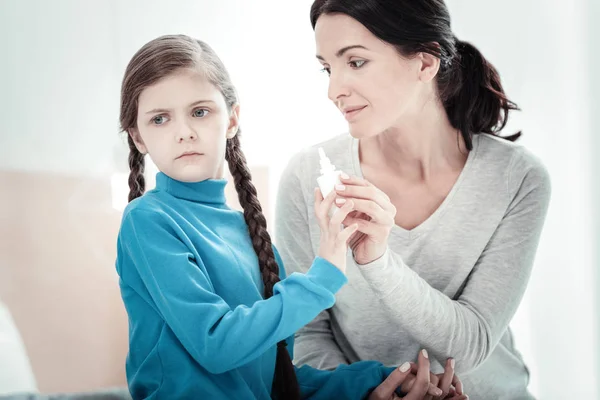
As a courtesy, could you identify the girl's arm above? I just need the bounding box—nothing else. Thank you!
[117,208,347,374]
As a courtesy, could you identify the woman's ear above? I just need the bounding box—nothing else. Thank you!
[128,128,148,154]
[418,44,441,83]
[226,104,240,139]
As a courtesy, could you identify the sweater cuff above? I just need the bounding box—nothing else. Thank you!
[305,257,348,294]
[356,249,405,297]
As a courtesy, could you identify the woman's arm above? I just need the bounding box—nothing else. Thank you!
[345,153,551,373]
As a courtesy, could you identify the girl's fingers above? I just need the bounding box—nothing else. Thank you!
[337,223,359,244]
[329,199,355,226]
[314,187,338,228]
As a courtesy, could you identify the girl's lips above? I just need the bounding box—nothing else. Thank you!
[177,152,203,159]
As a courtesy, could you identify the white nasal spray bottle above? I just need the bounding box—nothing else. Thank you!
[317,147,343,215]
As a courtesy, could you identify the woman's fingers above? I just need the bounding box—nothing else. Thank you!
[336,181,393,209]
[342,198,393,225]
[403,350,431,400]
[369,362,413,400]
[424,372,439,400]
[451,374,464,395]
[339,173,372,187]
[341,216,379,236]
[401,374,443,398]
[436,358,455,399]
[337,174,395,214]
[336,175,396,214]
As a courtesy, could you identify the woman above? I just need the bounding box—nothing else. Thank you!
[274,1,551,399]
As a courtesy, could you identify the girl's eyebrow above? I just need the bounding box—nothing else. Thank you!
[144,100,216,115]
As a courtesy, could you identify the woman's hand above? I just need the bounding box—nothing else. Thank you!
[401,358,466,400]
[369,350,449,400]
[435,358,464,399]
[314,187,359,273]
[334,174,396,265]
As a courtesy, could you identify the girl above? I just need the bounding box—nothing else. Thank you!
[275,1,551,399]
[115,35,464,400]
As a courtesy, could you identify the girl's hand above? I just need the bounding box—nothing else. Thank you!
[315,187,358,273]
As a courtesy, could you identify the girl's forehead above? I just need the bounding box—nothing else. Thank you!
[138,71,223,112]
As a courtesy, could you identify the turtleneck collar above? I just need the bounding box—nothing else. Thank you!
[155,172,227,205]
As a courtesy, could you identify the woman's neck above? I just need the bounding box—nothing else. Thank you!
[360,102,467,183]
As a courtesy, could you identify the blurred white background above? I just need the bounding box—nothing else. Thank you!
[0,0,598,398]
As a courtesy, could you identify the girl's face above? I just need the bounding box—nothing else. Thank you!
[314,13,438,138]
[129,68,239,183]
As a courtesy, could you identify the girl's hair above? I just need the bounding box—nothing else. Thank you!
[119,35,300,400]
[311,0,520,150]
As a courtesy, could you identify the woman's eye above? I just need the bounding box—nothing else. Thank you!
[193,109,209,118]
[349,60,367,69]
[320,60,366,76]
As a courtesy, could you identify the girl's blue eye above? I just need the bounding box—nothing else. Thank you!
[320,67,331,76]
[193,109,208,118]
[152,115,168,125]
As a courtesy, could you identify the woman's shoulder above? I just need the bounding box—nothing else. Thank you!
[476,133,551,198]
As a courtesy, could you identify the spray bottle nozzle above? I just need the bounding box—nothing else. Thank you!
[318,147,336,174]
[318,147,327,161]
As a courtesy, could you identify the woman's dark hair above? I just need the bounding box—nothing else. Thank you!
[311,0,520,150]
[119,34,300,400]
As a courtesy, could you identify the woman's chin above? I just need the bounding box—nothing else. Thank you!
[348,123,382,140]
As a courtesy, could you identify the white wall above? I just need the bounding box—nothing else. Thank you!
[447,0,599,398]
[0,0,122,177]
[591,0,600,392]
[1,0,597,397]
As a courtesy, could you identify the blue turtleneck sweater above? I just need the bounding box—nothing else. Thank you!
[115,172,395,399]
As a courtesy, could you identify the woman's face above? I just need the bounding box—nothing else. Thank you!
[314,13,436,138]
